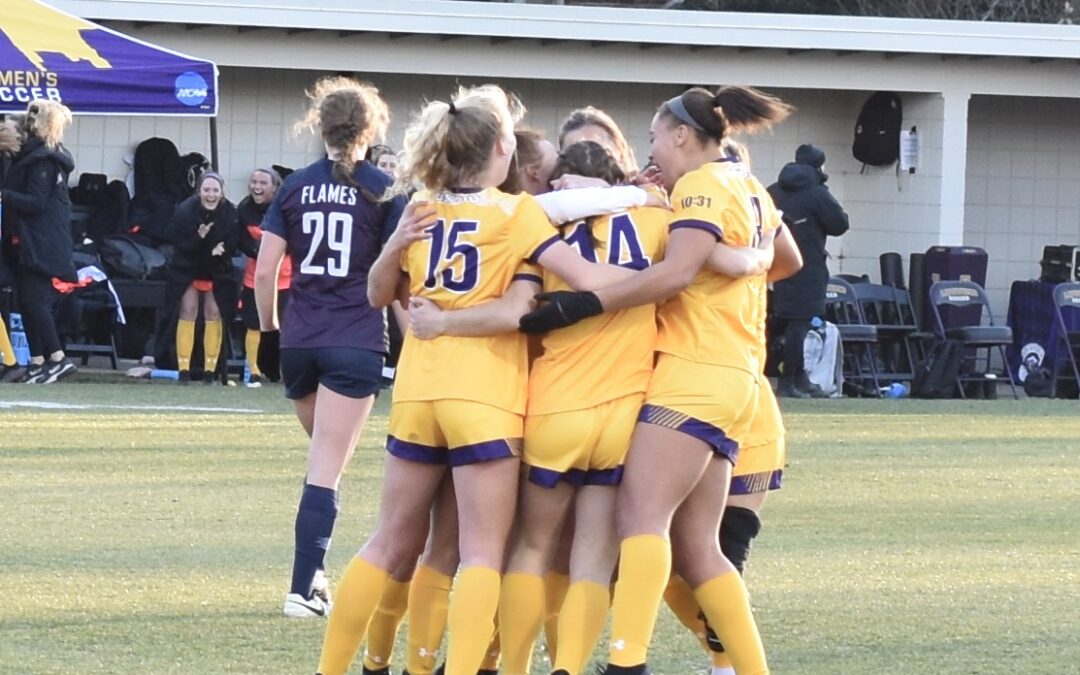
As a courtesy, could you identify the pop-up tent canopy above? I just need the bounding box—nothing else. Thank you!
[0,0,217,116]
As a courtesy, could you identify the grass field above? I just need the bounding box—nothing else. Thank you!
[1,381,1078,674]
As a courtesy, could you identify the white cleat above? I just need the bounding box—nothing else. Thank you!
[283,592,331,618]
[312,569,332,606]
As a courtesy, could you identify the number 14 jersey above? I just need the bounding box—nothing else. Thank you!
[394,187,559,414]
[262,158,406,352]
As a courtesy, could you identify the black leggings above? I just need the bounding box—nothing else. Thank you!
[780,318,811,380]
[17,272,63,359]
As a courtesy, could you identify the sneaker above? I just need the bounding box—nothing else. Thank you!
[40,359,77,384]
[178,370,191,384]
[283,592,331,618]
[795,373,828,399]
[204,371,217,385]
[361,668,390,675]
[22,364,46,384]
[0,364,25,383]
[246,373,263,389]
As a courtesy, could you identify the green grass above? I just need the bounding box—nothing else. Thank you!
[1,382,1078,674]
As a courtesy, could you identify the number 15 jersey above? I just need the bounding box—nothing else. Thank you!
[262,158,406,352]
[394,187,560,414]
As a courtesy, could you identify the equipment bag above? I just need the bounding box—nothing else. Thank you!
[912,339,964,399]
[853,92,902,167]
[804,321,844,396]
[99,235,168,281]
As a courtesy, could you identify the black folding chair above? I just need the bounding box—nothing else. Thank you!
[852,282,918,382]
[61,287,120,370]
[825,277,880,395]
[928,280,1018,399]
[1050,282,1080,398]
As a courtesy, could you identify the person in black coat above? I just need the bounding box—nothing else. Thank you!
[767,144,850,397]
[166,171,239,383]
[0,101,79,384]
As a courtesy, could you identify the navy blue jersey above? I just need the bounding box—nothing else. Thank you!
[262,158,405,351]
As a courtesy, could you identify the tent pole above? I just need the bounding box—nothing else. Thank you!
[209,117,220,171]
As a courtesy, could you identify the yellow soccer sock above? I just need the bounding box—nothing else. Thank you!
[497,572,546,675]
[553,579,610,675]
[543,571,571,661]
[317,556,390,675]
[405,565,453,675]
[203,319,222,373]
[363,578,411,671]
[176,319,195,371]
[608,534,671,667]
[694,572,768,675]
[445,566,500,675]
[479,628,501,671]
[663,574,710,654]
[0,319,15,367]
[245,329,262,376]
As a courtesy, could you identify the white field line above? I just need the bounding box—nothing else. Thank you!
[0,400,264,414]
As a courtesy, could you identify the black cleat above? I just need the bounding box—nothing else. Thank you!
[178,369,191,384]
[362,668,391,675]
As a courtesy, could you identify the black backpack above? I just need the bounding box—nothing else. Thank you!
[99,235,169,281]
[853,92,902,167]
[912,339,964,399]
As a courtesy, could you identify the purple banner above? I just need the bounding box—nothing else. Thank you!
[0,0,217,116]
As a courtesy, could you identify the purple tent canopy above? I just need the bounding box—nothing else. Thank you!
[0,0,217,116]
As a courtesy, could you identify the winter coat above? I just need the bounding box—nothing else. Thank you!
[167,194,239,283]
[1,137,77,281]
[767,163,850,319]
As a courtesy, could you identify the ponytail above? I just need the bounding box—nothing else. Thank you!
[660,86,792,143]
[293,76,389,187]
[395,84,521,195]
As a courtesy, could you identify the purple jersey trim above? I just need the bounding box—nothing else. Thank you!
[512,273,543,285]
[730,469,783,495]
[638,404,740,463]
[670,219,723,242]
[527,234,562,264]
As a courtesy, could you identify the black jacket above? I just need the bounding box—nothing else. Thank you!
[168,195,239,282]
[767,163,850,319]
[235,195,268,260]
[1,137,77,281]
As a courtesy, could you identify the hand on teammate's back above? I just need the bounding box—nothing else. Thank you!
[257,330,282,382]
[519,290,603,334]
[387,201,438,251]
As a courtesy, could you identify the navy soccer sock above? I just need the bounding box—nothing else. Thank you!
[290,483,339,598]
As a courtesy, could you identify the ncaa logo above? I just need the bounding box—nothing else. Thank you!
[175,71,208,106]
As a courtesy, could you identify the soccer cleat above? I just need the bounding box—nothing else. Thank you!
[361,668,390,675]
[477,671,498,675]
[552,671,570,675]
[40,359,77,384]
[204,371,217,385]
[246,373,263,388]
[178,370,191,384]
[22,365,45,384]
[283,592,331,618]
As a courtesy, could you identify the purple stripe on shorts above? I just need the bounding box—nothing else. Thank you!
[638,404,740,464]
[450,439,517,467]
[729,469,783,496]
[585,466,624,486]
[527,465,587,488]
[512,273,544,285]
[386,435,445,464]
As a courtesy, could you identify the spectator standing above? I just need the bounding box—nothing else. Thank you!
[767,144,850,398]
[237,168,288,388]
[1,101,78,384]
[167,171,239,383]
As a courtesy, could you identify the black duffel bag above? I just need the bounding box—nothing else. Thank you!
[99,235,168,281]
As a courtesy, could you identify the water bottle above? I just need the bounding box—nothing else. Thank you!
[880,382,908,399]
[149,369,180,380]
[243,362,251,385]
[9,312,30,366]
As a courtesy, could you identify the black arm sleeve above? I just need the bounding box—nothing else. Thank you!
[815,187,850,237]
[2,161,58,216]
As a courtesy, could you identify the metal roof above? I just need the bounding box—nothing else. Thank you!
[51,0,1080,61]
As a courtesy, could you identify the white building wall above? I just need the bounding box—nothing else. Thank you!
[65,66,955,292]
[963,95,1080,319]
